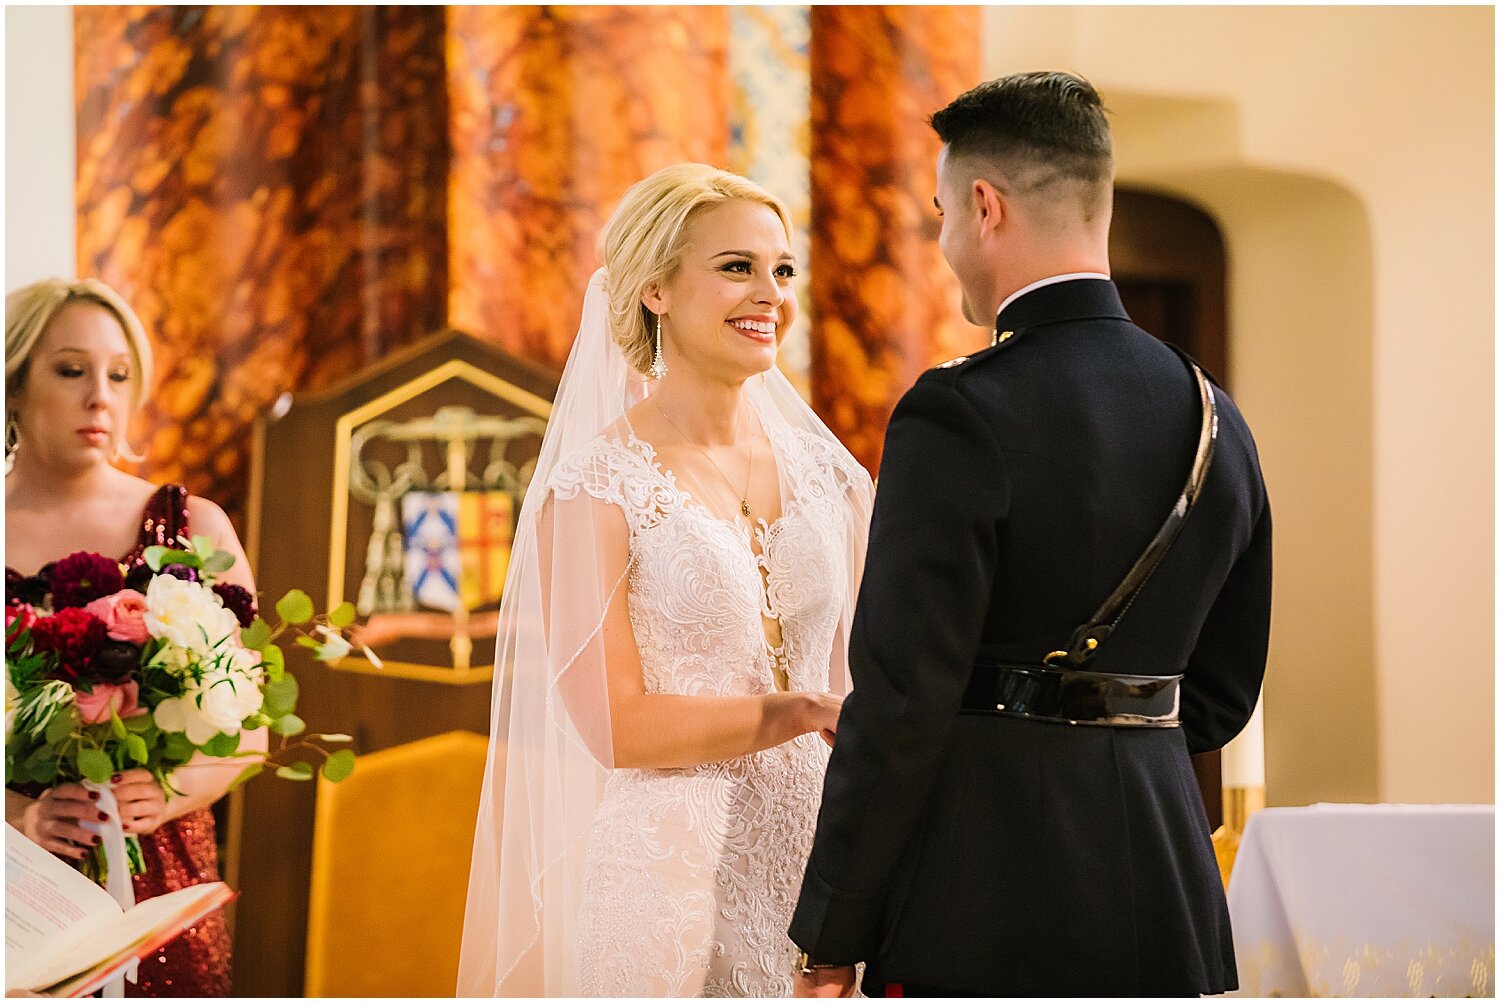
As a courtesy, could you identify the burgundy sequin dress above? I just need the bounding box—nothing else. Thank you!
[7,485,233,996]
[120,484,233,997]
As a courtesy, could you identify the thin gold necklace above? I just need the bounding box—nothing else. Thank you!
[653,397,755,518]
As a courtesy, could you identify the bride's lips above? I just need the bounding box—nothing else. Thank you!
[727,315,778,345]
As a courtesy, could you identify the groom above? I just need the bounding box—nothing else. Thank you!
[789,72,1271,997]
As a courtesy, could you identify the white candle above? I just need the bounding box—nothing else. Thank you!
[1221,694,1266,788]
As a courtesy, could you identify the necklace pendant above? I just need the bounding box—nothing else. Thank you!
[741,499,751,518]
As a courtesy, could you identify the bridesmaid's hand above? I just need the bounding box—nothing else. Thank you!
[19,783,101,860]
[111,769,169,835]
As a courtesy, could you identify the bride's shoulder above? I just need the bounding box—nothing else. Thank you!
[546,426,649,496]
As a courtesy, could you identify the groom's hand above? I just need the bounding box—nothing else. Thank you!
[792,965,857,998]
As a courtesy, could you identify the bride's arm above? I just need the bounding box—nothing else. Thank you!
[542,492,840,771]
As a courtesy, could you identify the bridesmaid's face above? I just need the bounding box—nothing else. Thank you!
[12,303,138,473]
[646,199,798,383]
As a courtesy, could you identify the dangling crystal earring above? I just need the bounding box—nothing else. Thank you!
[649,314,668,380]
[4,412,18,476]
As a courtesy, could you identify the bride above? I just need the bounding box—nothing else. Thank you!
[457,164,873,997]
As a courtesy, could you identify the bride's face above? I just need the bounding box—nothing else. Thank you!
[646,199,798,383]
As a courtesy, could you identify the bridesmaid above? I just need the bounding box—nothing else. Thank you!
[4,278,262,997]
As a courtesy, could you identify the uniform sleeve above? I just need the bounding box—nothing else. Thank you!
[1180,491,1272,753]
[789,375,1008,963]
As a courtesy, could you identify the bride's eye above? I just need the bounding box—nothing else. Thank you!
[721,260,752,274]
[774,264,798,280]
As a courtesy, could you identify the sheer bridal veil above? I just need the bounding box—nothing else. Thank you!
[456,268,873,996]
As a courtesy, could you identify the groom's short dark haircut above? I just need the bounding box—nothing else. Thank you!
[930,71,1112,215]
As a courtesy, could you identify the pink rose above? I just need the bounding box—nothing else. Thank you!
[74,679,144,725]
[84,589,150,644]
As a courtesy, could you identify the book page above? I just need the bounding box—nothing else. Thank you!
[5,824,120,990]
[19,883,228,992]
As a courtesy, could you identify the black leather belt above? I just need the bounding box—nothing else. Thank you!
[961,662,1181,728]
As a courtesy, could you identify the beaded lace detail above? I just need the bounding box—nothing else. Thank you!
[547,419,860,997]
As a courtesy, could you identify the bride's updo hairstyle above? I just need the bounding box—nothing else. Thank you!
[599,163,792,374]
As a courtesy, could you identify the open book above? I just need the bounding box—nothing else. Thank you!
[5,824,234,997]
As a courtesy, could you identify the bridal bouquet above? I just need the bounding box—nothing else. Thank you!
[5,536,359,884]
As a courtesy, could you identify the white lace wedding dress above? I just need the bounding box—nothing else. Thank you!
[548,416,862,997]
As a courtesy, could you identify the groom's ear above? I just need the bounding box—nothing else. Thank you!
[972,178,1007,233]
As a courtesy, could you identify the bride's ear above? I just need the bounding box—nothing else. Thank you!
[641,279,667,317]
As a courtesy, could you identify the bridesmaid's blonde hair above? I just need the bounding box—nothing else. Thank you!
[599,164,792,375]
[5,278,155,461]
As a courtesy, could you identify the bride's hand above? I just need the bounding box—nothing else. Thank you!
[798,691,845,747]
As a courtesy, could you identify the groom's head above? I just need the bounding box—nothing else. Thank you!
[931,72,1114,325]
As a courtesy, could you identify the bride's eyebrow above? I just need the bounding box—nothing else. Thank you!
[710,250,796,262]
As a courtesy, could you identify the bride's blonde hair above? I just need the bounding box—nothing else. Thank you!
[599,164,792,374]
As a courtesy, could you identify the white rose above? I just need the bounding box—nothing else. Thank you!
[153,663,265,746]
[144,575,240,654]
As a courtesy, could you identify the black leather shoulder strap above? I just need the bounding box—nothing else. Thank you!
[1047,346,1219,668]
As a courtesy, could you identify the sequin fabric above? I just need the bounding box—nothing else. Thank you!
[122,485,233,998]
[6,484,233,997]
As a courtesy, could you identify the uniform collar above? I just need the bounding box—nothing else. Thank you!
[993,275,1128,338]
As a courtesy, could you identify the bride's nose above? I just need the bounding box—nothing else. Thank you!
[749,269,784,308]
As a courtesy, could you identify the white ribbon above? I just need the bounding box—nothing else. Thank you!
[81,780,138,995]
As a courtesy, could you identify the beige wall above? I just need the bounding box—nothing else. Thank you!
[985,7,1494,804]
[5,5,75,289]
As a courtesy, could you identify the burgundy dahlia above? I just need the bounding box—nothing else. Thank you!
[29,608,108,681]
[212,584,257,628]
[161,564,199,583]
[49,552,124,609]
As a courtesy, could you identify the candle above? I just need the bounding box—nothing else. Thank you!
[1222,694,1266,788]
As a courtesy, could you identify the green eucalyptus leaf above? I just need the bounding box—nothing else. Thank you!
[275,761,314,781]
[124,713,156,733]
[201,551,235,574]
[124,733,149,764]
[164,731,196,761]
[143,545,171,572]
[76,747,113,784]
[242,619,272,652]
[149,547,201,571]
[274,590,314,625]
[295,636,320,650]
[108,710,128,741]
[327,602,357,629]
[28,756,58,784]
[228,763,263,791]
[45,709,77,745]
[263,675,299,717]
[271,713,305,737]
[202,732,240,758]
[260,643,285,682]
[321,749,356,783]
[191,535,216,558]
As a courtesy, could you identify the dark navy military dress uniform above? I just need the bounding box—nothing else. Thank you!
[789,278,1271,996]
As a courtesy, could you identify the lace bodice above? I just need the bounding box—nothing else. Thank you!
[546,418,862,997]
